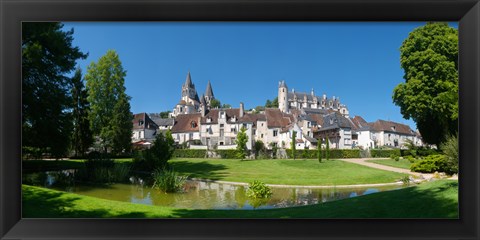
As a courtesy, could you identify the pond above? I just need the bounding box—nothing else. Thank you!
[23,170,407,210]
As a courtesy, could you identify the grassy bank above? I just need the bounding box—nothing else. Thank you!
[22,180,458,218]
[366,158,414,170]
[169,158,407,185]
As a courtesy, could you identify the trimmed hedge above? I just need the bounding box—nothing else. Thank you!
[410,154,455,174]
[370,149,401,158]
[173,149,207,158]
[286,149,360,159]
[216,150,241,159]
[400,148,440,157]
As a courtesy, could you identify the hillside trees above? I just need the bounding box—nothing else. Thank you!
[85,50,133,154]
[22,22,87,158]
[393,22,458,147]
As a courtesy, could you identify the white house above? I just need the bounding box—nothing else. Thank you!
[132,113,159,143]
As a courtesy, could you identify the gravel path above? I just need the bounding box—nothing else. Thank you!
[337,158,458,181]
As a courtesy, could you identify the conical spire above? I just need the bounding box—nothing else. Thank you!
[200,94,206,105]
[205,80,214,97]
[184,71,193,87]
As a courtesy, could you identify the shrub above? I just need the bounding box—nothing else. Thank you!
[246,180,272,199]
[441,133,458,174]
[410,154,451,174]
[253,140,265,159]
[133,131,175,171]
[371,149,401,158]
[78,153,131,184]
[286,149,360,159]
[152,168,188,193]
[173,149,207,158]
[216,149,241,159]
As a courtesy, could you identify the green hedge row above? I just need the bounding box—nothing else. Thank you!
[400,148,440,157]
[370,149,401,158]
[173,149,207,158]
[215,150,241,159]
[285,149,360,159]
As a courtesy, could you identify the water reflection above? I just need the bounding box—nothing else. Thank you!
[23,171,403,210]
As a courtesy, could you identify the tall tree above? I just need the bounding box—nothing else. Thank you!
[393,22,458,147]
[235,127,248,159]
[291,131,297,160]
[317,138,323,163]
[265,97,279,108]
[71,68,93,157]
[85,50,132,154]
[22,22,87,158]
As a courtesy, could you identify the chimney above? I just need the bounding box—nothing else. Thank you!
[240,102,244,118]
[311,88,314,96]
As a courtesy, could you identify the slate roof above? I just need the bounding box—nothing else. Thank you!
[279,80,288,88]
[152,118,174,127]
[307,114,324,126]
[132,113,158,130]
[303,108,334,115]
[205,80,214,97]
[315,112,355,132]
[303,134,318,143]
[171,113,201,133]
[184,71,194,88]
[370,120,416,136]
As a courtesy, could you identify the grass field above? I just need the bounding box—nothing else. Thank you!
[366,158,414,170]
[22,180,458,218]
[23,158,408,185]
[169,158,408,185]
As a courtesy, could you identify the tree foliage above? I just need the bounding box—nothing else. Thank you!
[265,97,279,108]
[133,130,175,171]
[325,138,330,160]
[235,127,249,159]
[210,99,221,109]
[318,138,323,163]
[290,131,297,160]
[71,68,93,157]
[85,50,132,154]
[22,22,87,158]
[254,140,265,159]
[393,22,458,146]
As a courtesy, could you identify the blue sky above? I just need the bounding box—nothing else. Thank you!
[62,22,458,130]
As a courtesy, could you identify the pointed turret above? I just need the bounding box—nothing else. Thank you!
[205,80,214,98]
[184,71,194,87]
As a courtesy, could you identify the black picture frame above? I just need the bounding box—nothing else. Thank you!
[1,0,479,239]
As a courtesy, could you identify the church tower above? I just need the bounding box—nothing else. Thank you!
[278,80,289,113]
[181,71,198,104]
[204,80,215,107]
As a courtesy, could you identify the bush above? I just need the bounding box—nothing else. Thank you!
[371,149,401,158]
[78,154,131,184]
[216,149,241,159]
[152,168,188,193]
[173,149,207,158]
[246,180,272,199]
[133,131,175,171]
[410,154,452,174]
[286,149,360,159]
[441,134,458,174]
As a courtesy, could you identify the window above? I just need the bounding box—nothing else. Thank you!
[220,124,224,128]
[273,130,278,137]
[138,120,144,126]
[190,121,196,128]
[388,134,391,140]
[219,142,224,146]
[220,129,224,137]
[261,134,264,138]
[344,138,351,145]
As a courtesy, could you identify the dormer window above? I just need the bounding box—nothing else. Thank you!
[231,116,236,122]
[391,126,396,131]
[190,121,197,128]
[206,117,212,123]
[138,120,144,126]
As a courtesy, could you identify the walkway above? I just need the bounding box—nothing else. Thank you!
[337,158,459,181]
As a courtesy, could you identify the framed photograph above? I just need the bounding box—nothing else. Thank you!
[1,0,479,239]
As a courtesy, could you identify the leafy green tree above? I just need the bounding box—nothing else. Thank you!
[22,22,87,158]
[71,68,93,157]
[254,140,265,159]
[317,138,323,163]
[235,127,249,159]
[133,130,175,171]
[111,94,133,155]
[160,111,171,118]
[85,50,132,153]
[222,104,232,109]
[393,22,458,147]
[254,106,265,112]
[291,131,297,160]
[325,138,330,160]
[265,97,279,108]
[441,133,458,174]
[210,99,221,108]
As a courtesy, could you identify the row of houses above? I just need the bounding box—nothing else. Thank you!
[131,72,423,150]
[132,105,423,150]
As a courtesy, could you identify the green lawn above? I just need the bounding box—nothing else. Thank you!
[169,158,407,185]
[366,158,414,170]
[22,180,459,218]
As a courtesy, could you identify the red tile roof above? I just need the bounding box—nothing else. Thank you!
[171,113,201,133]
[265,108,293,129]
[370,120,415,135]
